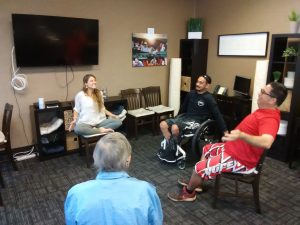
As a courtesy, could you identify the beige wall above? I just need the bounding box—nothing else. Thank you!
[1,0,300,148]
[0,0,194,148]
[197,0,300,95]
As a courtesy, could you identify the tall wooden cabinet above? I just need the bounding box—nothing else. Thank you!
[179,39,208,104]
[267,34,300,162]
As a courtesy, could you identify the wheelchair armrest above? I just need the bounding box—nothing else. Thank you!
[175,113,186,119]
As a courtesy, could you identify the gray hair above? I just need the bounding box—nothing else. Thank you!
[93,132,132,172]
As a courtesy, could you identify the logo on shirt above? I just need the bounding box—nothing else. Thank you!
[198,100,205,107]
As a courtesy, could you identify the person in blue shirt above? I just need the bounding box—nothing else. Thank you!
[64,132,163,225]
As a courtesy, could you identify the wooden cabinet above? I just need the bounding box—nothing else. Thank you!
[30,101,73,160]
[266,34,300,162]
[180,39,208,104]
[30,97,127,160]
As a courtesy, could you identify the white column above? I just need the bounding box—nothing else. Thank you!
[169,58,182,116]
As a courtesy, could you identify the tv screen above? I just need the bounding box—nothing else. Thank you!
[233,75,251,96]
[12,14,99,67]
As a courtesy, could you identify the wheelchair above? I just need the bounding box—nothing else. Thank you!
[158,116,222,170]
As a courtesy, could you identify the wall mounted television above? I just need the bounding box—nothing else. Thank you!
[12,14,99,67]
[233,75,251,97]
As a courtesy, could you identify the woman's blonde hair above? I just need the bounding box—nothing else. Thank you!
[82,74,104,111]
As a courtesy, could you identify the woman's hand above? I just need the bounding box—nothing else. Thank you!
[221,130,241,142]
[68,120,76,132]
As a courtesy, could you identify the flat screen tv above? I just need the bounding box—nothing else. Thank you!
[12,14,99,67]
[233,75,251,97]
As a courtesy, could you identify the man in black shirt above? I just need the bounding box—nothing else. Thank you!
[158,75,227,162]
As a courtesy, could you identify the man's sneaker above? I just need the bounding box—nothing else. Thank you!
[157,137,177,163]
[167,186,196,202]
[177,178,203,193]
[157,148,177,163]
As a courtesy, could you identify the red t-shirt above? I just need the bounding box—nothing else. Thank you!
[224,108,280,169]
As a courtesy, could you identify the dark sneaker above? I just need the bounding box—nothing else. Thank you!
[167,186,196,202]
[157,148,177,163]
[157,137,177,163]
[177,178,203,193]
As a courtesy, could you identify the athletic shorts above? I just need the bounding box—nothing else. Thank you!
[166,116,204,133]
[194,143,256,180]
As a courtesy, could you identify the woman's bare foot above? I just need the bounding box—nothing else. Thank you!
[99,127,114,133]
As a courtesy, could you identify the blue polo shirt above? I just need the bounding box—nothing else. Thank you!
[65,171,163,225]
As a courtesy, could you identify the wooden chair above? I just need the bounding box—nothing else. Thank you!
[142,86,174,133]
[0,103,17,206]
[67,101,107,168]
[121,88,155,139]
[212,149,267,213]
[78,133,107,168]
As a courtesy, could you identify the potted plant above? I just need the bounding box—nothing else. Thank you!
[272,71,281,82]
[188,18,203,39]
[288,10,300,33]
[282,46,298,61]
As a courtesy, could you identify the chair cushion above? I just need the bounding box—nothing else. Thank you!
[81,133,107,139]
[147,105,174,114]
[128,108,155,117]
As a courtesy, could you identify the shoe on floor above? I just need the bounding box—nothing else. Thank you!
[177,178,203,193]
[167,186,196,202]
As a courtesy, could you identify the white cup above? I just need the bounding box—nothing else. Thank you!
[38,98,45,109]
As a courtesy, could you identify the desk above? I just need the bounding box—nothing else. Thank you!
[214,94,252,130]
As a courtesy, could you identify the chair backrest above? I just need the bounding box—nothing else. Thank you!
[2,103,13,143]
[255,149,267,174]
[142,86,162,107]
[120,88,143,110]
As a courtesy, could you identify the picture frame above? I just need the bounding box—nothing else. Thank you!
[218,32,269,57]
[132,33,167,67]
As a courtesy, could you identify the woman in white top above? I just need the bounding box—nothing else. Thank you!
[69,74,122,135]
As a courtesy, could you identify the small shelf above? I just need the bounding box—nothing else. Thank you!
[267,33,300,163]
[179,39,208,103]
[30,97,128,161]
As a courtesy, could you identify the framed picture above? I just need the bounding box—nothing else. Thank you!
[132,33,167,67]
[218,32,269,57]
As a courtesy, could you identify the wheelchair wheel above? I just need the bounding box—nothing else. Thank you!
[177,159,186,170]
[191,119,221,157]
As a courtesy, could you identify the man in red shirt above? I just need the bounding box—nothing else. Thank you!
[168,82,287,202]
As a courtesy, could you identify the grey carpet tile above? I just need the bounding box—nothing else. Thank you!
[0,133,300,225]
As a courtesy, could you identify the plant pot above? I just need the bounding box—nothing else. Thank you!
[286,56,297,62]
[188,32,202,39]
[290,21,300,33]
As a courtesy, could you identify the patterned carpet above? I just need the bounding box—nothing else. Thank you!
[0,133,299,225]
